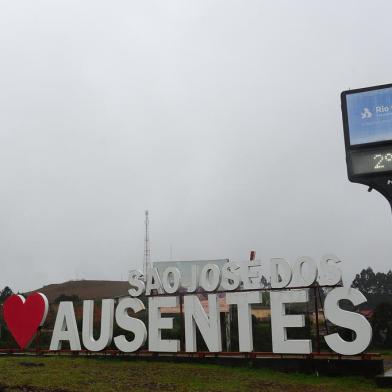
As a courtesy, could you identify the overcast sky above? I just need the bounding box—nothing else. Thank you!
[1,0,392,292]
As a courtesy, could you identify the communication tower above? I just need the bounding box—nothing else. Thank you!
[144,210,151,277]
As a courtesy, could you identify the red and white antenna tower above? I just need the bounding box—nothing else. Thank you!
[144,210,151,277]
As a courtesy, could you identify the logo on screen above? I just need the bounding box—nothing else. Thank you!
[361,108,373,119]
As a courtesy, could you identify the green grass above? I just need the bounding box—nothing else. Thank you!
[0,356,387,391]
[377,349,392,357]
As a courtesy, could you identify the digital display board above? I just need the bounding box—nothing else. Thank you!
[342,83,392,209]
[342,83,392,179]
[345,86,392,146]
[350,146,392,176]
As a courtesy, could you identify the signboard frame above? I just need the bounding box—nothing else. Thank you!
[341,82,392,180]
[341,82,392,209]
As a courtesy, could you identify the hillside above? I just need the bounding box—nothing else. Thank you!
[26,280,129,303]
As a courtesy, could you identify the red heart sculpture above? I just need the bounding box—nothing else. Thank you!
[3,293,49,350]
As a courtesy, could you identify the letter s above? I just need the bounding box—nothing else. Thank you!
[324,287,372,355]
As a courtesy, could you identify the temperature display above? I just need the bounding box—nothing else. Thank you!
[350,147,392,175]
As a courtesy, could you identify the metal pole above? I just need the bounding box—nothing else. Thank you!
[180,294,185,351]
[317,286,329,335]
[144,210,150,277]
[314,287,320,353]
[36,327,41,354]
[225,306,231,352]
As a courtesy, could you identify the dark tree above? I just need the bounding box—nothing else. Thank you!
[352,267,392,309]
[0,286,13,303]
[372,302,392,348]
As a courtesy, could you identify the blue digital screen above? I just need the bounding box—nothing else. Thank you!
[346,87,392,145]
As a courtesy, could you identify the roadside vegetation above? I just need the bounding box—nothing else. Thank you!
[0,356,385,392]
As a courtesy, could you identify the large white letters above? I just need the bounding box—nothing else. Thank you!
[226,291,262,352]
[128,270,145,297]
[270,259,292,288]
[114,297,147,352]
[50,302,81,351]
[46,258,373,357]
[148,296,180,352]
[184,294,222,352]
[199,264,221,292]
[82,299,114,351]
[145,268,164,295]
[318,254,342,286]
[221,262,241,291]
[161,267,181,294]
[270,290,312,354]
[324,287,372,355]
[290,257,318,287]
